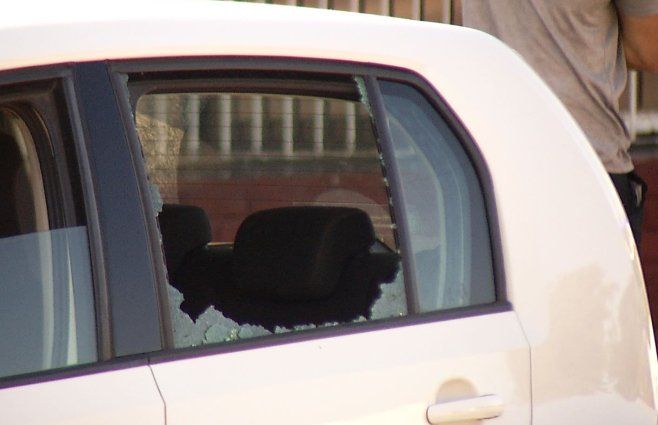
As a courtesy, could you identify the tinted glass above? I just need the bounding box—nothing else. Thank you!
[0,108,96,378]
[379,81,495,311]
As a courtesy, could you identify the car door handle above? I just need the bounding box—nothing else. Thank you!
[426,394,504,424]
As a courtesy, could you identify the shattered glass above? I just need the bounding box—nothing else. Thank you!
[370,269,407,319]
[168,267,407,347]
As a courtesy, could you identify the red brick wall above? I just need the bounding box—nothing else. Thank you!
[174,172,394,245]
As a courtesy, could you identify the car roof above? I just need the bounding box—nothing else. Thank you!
[0,0,474,72]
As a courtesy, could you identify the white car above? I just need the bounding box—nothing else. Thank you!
[0,1,656,424]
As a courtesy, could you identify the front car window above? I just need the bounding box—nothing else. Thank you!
[0,106,96,378]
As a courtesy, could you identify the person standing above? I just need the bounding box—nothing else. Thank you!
[461,0,658,243]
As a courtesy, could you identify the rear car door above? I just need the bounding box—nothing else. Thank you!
[115,59,531,425]
[0,67,164,425]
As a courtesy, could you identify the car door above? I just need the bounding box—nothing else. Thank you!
[115,59,531,425]
[0,67,164,425]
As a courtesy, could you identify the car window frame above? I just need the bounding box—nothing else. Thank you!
[0,65,112,389]
[73,62,165,357]
[110,57,508,361]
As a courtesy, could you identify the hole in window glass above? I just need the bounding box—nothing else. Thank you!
[0,107,96,378]
[134,83,407,347]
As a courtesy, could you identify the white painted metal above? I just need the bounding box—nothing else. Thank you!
[0,366,164,425]
[152,312,530,424]
[0,1,655,423]
[426,394,504,424]
[429,28,658,425]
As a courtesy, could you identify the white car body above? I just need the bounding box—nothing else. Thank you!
[0,1,656,424]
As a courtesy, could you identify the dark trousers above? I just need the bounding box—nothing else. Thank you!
[609,171,647,245]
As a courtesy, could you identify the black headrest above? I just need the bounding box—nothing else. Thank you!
[158,204,212,275]
[232,207,375,301]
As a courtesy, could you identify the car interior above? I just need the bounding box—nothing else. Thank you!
[158,203,401,331]
[0,109,48,239]
[132,83,408,333]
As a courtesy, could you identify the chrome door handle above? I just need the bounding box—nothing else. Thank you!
[426,394,504,424]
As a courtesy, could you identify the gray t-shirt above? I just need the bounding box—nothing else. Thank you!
[463,0,658,173]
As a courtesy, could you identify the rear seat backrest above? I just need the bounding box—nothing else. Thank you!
[232,206,376,302]
[158,204,401,329]
[222,206,400,329]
